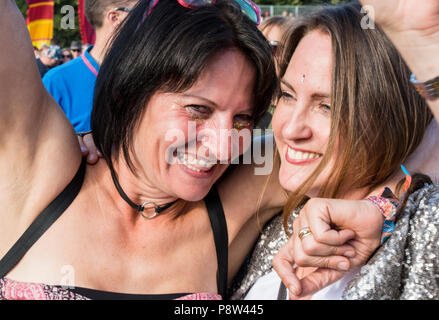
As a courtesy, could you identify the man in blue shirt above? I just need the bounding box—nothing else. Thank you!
[43,0,137,133]
[43,45,99,133]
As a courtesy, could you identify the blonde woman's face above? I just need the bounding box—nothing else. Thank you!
[272,30,337,196]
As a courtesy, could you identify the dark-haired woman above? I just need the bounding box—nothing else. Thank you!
[0,0,284,300]
[230,1,439,300]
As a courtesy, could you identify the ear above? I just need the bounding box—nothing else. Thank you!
[105,9,126,28]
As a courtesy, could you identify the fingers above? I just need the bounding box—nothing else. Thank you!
[82,133,102,164]
[293,214,354,271]
[272,240,302,297]
[303,199,356,246]
[301,237,355,258]
[292,268,346,299]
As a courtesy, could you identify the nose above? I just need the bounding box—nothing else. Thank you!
[197,115,248,164]
[281,101,313,142]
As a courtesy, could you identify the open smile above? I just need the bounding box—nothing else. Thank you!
[176,152,217,177]
[285,146,322,165]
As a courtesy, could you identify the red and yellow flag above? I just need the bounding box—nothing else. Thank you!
[26,0,54,50]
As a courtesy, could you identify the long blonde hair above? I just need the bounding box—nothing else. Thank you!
[278,2,432,232]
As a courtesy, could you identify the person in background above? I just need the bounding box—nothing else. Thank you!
[36,45,62,77]
[70,40,82,59]
[43,0,138,163]
[259,16,295,68]
[62,48,73,64]
[256,16,295,130]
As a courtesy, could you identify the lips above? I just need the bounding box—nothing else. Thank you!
[286,147,322,164]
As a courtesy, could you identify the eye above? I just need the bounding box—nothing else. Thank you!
[233,114,254,130]
[185,105,211,119]
[279,90,295,103]
[319,103,331,115]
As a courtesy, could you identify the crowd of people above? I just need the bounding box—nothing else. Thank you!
[0,0,438,302]
[33,40,87,78]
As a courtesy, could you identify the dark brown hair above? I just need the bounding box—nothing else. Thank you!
[92,0,278,175]
[280,2,432,231]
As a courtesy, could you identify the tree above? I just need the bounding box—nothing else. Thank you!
[52,0,81,48]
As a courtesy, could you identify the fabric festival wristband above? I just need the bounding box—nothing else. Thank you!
[364,165,412,244]
[365,194,397,244]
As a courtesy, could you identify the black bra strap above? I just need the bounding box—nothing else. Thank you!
[0,157,86,278]
[204,185,229,299]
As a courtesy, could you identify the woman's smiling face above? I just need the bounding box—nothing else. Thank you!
[130,48,257,201]
[273,30,338,196]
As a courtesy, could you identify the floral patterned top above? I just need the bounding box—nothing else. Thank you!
[0,278,222,300]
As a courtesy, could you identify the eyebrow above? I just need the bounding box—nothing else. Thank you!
[280,79,330,99]
[181,93,253,114]
[181,93,219,108]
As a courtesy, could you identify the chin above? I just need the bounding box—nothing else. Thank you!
[175,187,212,202]
[279,167,302,192]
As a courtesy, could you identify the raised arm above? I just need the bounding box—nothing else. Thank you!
[0,1,81,225]
[360,0,439,120]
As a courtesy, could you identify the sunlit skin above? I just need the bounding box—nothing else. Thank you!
[272,30,337,197]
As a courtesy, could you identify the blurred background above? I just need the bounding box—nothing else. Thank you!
[15,0,350,49]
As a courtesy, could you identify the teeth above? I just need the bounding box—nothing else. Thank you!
[177,153,216,171]
[287,148,321,160]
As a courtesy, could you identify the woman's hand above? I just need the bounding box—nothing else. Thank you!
[359,0,439,74]
[77,133,102,164]
[273,198,383,299]
[360,0,439,36]
[360,0,439,121]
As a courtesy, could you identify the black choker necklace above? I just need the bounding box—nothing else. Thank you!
[110,168,178,219]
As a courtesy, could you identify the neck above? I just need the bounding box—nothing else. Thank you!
[88,29,110,66]
[90,158,180,223]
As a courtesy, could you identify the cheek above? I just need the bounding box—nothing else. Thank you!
[317,118,331,146]
[271,104,289,142]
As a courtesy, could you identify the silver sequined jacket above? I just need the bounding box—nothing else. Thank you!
[229,184,439,300]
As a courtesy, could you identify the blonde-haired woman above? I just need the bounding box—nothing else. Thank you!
[230,1,438,300]
[274,0,439,300]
